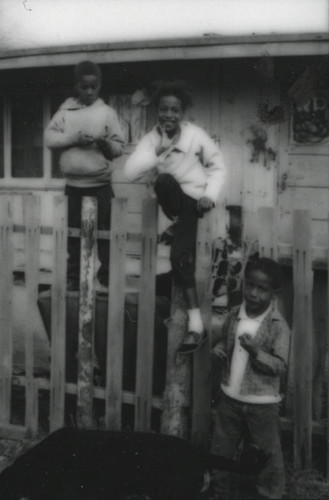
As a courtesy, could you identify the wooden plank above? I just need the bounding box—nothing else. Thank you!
[280,187,329,220]
[0,195,13,423]
[327,213,329,479]
[49,195,67,432]
[23,195,40,435]
[112,183,149,213]
[258,207,278,260]
[192,210,213,448]
[13,375,164,410]
[160,284,191,439]
[76,197,97,429]
[1,36,328,70]
[292,209,313,469]
[283,156,329,188]
[134,199,158,431]
[105,198,128,430]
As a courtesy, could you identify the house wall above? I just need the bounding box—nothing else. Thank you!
[0,54,329,266]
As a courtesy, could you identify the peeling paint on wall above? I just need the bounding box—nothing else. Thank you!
[247,124,276,168]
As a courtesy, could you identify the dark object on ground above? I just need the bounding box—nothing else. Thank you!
[0,428,267,500]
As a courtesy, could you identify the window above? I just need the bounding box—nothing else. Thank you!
[11,93,43,178]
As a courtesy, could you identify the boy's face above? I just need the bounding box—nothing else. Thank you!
[75,74,101,106]
[243,269,275,317]
[157,95,184,137]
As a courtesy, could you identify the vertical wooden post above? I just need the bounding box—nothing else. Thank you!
[327,213,329,479]
[24,195,40,435]
[105,198,127,430]
[258,207,278,260]
[192,210,213,448]
[292,210,313,470]
[76,197,97,429]
[135,198,158,431]
[50,195,68,432]
[161,285,191,439]
[0,195,13,424]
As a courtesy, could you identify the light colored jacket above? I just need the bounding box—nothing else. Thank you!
[217,304,291,398]
[124,122,226,204]
[45,97,125,187]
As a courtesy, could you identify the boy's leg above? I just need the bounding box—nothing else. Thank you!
[210,394,244,498]
[65,185,82,289]
[246,403,285,499]
[154,173,183,220]
[96,184,113,287]
[154,174,205,350]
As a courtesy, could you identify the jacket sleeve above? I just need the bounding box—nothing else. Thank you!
[44,110,78,149]
[124,133,163,181]
[104,108,125,159]
[198,130,227,204]
[251,321,291,376]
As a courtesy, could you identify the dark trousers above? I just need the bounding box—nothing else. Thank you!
[154,173,199,289]
[65,184,113,286]
[211,392,285,499]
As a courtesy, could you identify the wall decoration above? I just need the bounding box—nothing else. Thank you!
[290,92,329,145]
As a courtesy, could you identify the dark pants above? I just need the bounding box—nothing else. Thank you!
[65,184,113,286]
[211,392,285,499]
[154,174,199,289]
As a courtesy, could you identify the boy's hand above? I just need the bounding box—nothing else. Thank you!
[239,333,259,358]
[95,127,114,160]
[77,132,94,146]
[212,344,227,360]
[155,126,175,156]
[197,196,214,216]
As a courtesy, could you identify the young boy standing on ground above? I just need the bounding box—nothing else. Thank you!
[45,61,125,289]
[211,257,290,499]
[124,81,226,354]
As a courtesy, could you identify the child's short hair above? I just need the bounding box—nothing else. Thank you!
[244,257,283,291]
[74,61,102,82]
[151,80,193,111]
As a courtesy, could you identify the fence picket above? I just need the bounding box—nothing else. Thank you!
[0,195,13,424]
[50,195,67,432]
[24,195,40,434]
[160,285,191,439]
[192,210,213,448]
[134,198,158,431]
[292,210,313,469]
[105,198,128,430]
[76,197,97,429]
[327,213,329,478]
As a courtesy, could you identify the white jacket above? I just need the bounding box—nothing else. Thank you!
[125,122,226,204]
[45,97,125,188]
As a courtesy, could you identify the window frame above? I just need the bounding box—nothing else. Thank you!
[0,90,65,190]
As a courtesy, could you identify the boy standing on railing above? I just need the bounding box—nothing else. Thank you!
[45,61,125,289]
[211,257,291,499]
[124,81,226,354]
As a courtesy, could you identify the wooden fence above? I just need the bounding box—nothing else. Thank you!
[0,193,213,444]
[0,194,328,475]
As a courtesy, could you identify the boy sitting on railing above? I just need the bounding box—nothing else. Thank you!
[45,61,125,289]
[124,80,226,354]
[211,257,291,499]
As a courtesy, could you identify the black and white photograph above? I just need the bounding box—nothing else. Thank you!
[0,0,328,498]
